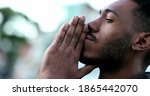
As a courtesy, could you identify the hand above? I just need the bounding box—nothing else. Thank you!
[37,16,96,79]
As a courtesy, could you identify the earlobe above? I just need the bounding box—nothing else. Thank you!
[132,32,150,51]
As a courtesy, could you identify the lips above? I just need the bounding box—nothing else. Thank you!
[86,34,95,41]
[84,24,96,41]
[85,29,96,41]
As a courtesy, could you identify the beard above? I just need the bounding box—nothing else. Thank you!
[80,33,132,72]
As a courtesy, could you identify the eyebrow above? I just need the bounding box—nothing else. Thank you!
[99,9,119,17]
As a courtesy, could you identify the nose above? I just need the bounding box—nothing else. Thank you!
[87,19,99,32]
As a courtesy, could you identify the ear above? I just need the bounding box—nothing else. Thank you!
[132,32,150,51]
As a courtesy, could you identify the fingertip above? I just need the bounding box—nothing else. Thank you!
[79,16,85,22]
[61,23,69,32]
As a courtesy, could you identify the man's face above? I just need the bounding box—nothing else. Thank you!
[80,0,138,66]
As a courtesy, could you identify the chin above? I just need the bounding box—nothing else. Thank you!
[79,53,99,66]
[80,45,98,65]
[79,52,91,65]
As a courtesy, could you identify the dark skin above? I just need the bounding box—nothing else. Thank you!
[37,0,150,79]
[37,16,96,79]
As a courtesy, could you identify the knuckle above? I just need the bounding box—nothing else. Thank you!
[74,32,80,38]
[59,36,63,41]
[71,21,77,26]
[57,36,63,44]
[66,33,72,38]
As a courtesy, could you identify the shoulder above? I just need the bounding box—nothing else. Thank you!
[145,72,150,79]
[134,72,150,79]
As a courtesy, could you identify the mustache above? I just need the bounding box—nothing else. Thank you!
[86,24,96,40]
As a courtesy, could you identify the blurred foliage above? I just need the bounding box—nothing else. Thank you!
[0,7,38,78]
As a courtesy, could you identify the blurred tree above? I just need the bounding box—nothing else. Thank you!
[0,8,39,78]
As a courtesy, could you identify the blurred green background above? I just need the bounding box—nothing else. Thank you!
[0,0,149,79]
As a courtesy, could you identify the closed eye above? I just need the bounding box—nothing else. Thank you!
[105,19,113,23]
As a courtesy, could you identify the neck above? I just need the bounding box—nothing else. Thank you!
[99,68,142,79]
[98,57,143,79]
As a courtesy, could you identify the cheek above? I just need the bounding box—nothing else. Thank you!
[83,23,125,59]
[83,40,103,58]
[100,26,124,41]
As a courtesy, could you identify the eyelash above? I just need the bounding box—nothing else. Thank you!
[105,19,113,23]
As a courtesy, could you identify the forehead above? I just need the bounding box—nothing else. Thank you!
[105,0,138,16]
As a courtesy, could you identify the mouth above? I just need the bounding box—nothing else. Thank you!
[86,34,95,41]
[85,26,96,41]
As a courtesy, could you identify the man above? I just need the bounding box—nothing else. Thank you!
[37,0,150,79]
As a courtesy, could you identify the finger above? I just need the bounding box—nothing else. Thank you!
[69,16,85,49]
[51,23,69,48]
[75,23,88,52]
[61,16,79,47]
[77,65,97,78]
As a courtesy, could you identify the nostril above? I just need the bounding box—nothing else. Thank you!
[88,24,99,32]
[88,24,92,31]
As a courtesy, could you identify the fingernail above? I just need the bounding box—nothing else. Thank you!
[75,16,79,21]
[80,16,85,22]
[70,16,79,25]
[78,16,85,25]
[69,17,75,24]
[63,23,69,31]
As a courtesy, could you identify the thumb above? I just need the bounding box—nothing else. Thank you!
[77,65,97,78]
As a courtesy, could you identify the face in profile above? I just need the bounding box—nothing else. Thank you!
[80,0,138,70]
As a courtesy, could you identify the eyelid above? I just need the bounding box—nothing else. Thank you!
[105,18,113,23]
[106,14,115,21]
[98,10,114,22]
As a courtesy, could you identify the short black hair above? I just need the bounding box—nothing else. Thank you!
[132,0,150,32]
[132,0,150,68]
